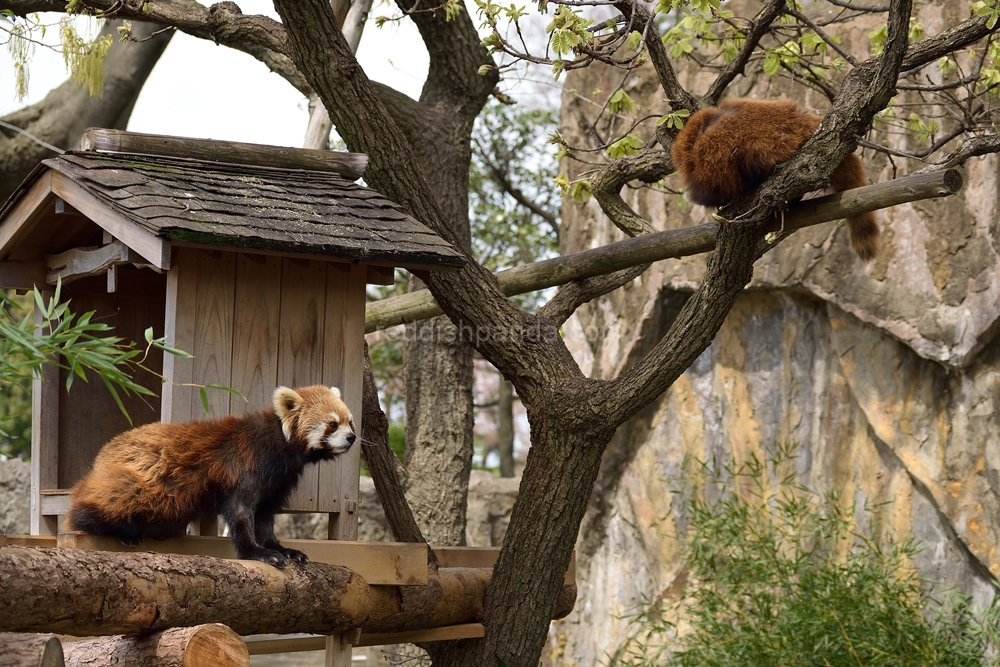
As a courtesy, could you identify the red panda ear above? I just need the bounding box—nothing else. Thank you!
[329,386,342,399]
[273,386,303,420]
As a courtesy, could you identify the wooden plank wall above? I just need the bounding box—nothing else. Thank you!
[161,247,366,515]
[56,270,166,488]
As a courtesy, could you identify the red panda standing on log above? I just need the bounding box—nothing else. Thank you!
[671,98,880,262]
[68,385,356,567]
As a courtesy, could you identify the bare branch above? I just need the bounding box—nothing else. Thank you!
[537,265,648,326]
[913,134,1000,173]
[365,169,964,331]
[613,0,698,113]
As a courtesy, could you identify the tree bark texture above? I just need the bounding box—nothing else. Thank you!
[0,633,63,667]
[0,547,573,638]
[62,624,248,667]
[497,379,515,478]
[0,20,172,201]
[404,316,475,546]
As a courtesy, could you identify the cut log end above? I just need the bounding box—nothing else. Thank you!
[0,633,65,667]
[180,624,249,667]
[61,624,248,667]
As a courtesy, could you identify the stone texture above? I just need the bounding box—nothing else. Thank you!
[0,459,29,535]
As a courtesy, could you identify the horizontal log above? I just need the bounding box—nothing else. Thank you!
[365,168,963,332]
[0,547,575,637]
[0,633,64,667]
[58,533,429,586]
[62,624,248,667]
[80,129,368,180]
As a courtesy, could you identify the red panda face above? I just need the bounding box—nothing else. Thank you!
[273,385,356,454]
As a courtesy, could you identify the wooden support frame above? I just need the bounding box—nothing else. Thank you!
[244,624,486,655]
[49,171,171,271]
[30,289,59,536]
[0,172,53,259]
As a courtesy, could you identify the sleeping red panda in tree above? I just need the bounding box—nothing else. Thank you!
[671,98,880,262]
[67,385,356,567]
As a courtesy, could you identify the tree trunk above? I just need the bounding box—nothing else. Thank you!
[0,547,573,638]
[0,20,172,201]
[498,379,515,478]
[0,633,63,667]
[404,316,475,546]
[62,624,248,667]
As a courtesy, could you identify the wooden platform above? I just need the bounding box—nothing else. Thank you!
[244,623,486,654]
[54,533,429,586]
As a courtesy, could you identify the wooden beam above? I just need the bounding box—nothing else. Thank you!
[365,168,965,332]
[45,242,124,285]
[39,491,71,518]
[0,261,47,290]
[57,534,429,586]
[81,129,368,181]
[2,535,58,547]
[365,265,394,285]
[434,546,576,585]
[243,623,485,655]
[0,171,53,260]
[49,171,171,270]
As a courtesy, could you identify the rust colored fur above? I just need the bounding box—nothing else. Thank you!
[672,98,880,262]
[68,385,356,566]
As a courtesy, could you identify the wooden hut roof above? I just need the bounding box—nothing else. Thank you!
[0,132,464,270]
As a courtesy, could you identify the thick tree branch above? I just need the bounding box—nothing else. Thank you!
[614,0,697,113]
[702,0,787,106]
[537,265,649,326]
[366,169,963,331]
[591,150,672,237]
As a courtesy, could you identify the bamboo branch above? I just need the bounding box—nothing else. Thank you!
[366,168,963,332]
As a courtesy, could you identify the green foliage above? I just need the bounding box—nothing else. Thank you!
[906,112,939,143]
[973,0,1000,30]
[657,108,689,129]
[469,100,560,276]
[2,11,113,102]
[59,21,112,98]
[0,284,224,458]
[608,446,1000,667]
[607,133,645,159]
[608,89,635,115]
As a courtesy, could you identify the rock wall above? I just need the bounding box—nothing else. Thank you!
[549,2,1000,664]
[0,458,29,535]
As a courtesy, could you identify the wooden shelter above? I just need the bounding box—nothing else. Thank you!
[0,129,462,542]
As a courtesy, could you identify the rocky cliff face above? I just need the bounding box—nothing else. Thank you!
[549,4,1000,663]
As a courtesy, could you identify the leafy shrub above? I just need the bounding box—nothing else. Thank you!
[608,445,1000,667]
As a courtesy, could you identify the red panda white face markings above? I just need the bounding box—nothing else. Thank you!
[272,385,356,453]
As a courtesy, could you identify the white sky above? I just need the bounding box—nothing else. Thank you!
[0,2,559,147]
[0,1,432,147]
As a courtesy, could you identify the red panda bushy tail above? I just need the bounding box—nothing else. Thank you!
[830,153,880,262]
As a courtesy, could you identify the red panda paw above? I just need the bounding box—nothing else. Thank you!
[243,547,290,567]
[280,547,309,565]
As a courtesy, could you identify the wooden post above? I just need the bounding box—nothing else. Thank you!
[30,289,59,536]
